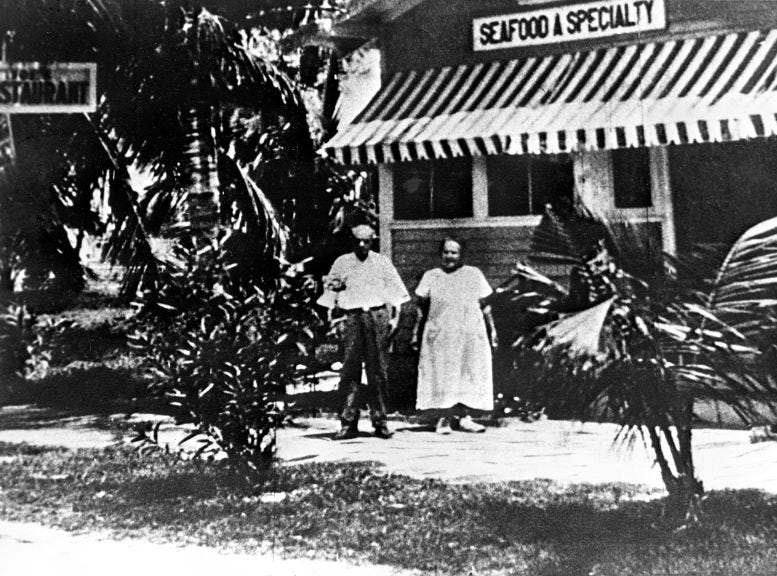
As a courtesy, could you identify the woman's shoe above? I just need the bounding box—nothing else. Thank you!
[435,417,452,435]
[458,415,485,433]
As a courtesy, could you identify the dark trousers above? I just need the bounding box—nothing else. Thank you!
[339,306,390,429]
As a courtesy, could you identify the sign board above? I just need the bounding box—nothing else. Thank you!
[0,62,97,113]
[473,0,666,51]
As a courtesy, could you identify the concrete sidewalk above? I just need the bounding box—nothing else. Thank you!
[275,416,777,493]
[2,406,777,493]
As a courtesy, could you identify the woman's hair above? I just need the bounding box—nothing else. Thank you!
[439,236,465,254]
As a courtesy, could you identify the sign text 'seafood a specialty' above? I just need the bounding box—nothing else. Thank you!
[473,0,666,51]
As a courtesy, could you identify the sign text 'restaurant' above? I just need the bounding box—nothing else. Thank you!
[473,0,666,51]
[0,62,97,114]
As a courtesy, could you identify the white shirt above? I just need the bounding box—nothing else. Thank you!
[317,251,410,310]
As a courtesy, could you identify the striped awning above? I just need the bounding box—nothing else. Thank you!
[323,28,777,164]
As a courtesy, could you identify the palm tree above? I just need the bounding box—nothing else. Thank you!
[1,0,313,297]
[494,204,777,522]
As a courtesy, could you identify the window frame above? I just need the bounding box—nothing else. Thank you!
[391,155,575,229]
[392,158,474,221]
[381,148,675,259]
[486,153,575,218]
[611,147,654,210]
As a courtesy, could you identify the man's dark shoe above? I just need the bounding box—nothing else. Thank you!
[373,425,394,439]
[334,426,359,440]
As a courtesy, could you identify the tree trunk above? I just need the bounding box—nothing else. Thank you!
[648,401,704,524]
[180,98,220,235]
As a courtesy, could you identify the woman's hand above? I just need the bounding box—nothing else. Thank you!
[483,304,499,350]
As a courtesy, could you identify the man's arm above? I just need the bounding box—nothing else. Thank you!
[410,296,429,350]
[381,256,410,335]
[388,302,402,337]
[317,256,346,310]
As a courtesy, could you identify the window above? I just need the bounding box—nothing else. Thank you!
[612,148,652,208]
[393,159,472,220]
[487,154,574,216]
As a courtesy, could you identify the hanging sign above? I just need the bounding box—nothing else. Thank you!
[473,0,666,51]
[0,62,97,113]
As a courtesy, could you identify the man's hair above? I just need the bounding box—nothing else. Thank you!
[351,224,376,239]
[439,236,465,254]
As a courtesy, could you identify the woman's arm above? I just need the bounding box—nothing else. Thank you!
[482,304,499,349]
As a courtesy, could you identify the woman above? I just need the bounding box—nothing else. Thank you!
[411,237,498,434]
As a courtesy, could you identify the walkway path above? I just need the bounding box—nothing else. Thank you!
[277,416,777,493]
[2,406,776,492]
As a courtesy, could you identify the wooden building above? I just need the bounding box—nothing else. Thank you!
[318,0,777,289]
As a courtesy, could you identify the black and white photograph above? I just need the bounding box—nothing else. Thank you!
[2,0,777,574]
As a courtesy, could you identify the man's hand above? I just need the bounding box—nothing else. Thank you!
[409,331,420,352]
[327,309,346,340]
[323,274,346,292]
[388,314,400,337]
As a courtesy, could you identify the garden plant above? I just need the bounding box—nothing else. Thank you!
[496,204,777,523]
[129,228,320,480]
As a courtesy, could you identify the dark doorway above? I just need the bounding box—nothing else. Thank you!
[670,139,777,253]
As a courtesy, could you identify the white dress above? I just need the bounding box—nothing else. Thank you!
[415,265,494,412]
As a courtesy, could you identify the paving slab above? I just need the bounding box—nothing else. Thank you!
[2,408,777,493]
[274,417,777,493]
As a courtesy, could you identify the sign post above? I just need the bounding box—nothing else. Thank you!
[0,34,15,180]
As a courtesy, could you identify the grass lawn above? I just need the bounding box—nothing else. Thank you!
[1,442,777,576]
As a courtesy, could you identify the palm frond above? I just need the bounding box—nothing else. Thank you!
[530,203,609,264]
[708,216,777,339]
[492,261,568,300]
[603,219,665,283]
[84,117,164,297]
[540,297,615,356]
[218,153,289,285]
[529,206,585,265]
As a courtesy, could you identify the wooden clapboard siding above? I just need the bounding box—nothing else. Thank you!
[392,220,664,291]
[391,225,534,289]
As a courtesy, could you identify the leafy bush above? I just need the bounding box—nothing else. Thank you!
[0,302,36,389]
[499,206,777,521]
[129,232,320,480]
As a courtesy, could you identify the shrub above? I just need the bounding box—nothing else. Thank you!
[129,233,320,480]
[500,207,777,521]
[0,302,36,391]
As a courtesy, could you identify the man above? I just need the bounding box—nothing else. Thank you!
[317,223,410,440]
